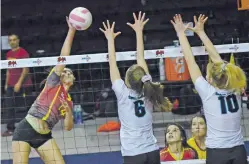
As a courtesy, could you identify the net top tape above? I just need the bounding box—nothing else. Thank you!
[1,43,248,69]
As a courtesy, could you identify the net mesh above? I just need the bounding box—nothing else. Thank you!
[1,47,249,163]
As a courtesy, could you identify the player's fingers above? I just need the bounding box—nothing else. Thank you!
[201,14,205,21]
[178,14,183,22]
[115,31,121,37]
[185,23,191,29]
[102,22,107,30]
[141,12,146,21]
[133,12,137,21]
[126,22,133,27]
[138,11,142,20]
[111,22,115,30]
[143,18,149,25]
[198,14,202,21]
[107,20,110,29]
[173,15,177,23]
[194,15,197,24]
[203,17,208,23]
[99,28,105,33]
[170,20,176,26]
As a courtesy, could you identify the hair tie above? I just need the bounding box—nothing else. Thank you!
[141,74,152,83]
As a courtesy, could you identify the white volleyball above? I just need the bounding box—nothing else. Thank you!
[69,7,92,31]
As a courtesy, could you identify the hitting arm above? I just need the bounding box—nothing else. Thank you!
[54,17,76,76]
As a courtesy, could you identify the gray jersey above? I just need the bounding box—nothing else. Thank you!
[194,76,244,148]
[112,79,159,156]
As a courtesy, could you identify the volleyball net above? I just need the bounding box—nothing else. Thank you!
[1,43,249,162]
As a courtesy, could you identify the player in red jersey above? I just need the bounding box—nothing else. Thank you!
[160,123,197,161]
[12,17,76,164]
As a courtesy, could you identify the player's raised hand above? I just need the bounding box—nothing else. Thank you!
[188,14,208,34]
[170,14,191,34]
[127,11,149,32]
[66,16,76,31]
[99,20,121,40]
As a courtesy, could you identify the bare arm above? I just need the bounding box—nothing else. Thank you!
[108,39,121,83]
[17,68,29,85]
[178,32,202,83]
[197,31,222,63]
[54,17,76,76]
[136,32,149,73]
[127,12,150,74]
[5,70,9,90]
[190,15,223,63]
[171,15,202,83]
[64,109,74,131]
[100,21,121,83]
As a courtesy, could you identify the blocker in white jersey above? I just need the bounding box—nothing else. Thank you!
[112,79,159,156]
[194,76,244,149]
[100,12,172,164]
[170,14,247,164]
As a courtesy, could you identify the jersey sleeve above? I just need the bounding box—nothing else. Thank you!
[112,79,128,101]
[194,76,215,101]
[46,68,60,87]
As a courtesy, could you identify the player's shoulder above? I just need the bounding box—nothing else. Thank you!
[187,137,195,144]
[6,49,12,57]
[160,147,169,154]
[19,47,29,54]
[112,79,125,88]
[184,147,197,158]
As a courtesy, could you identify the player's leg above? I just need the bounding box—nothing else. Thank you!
[3,87,16,136]
[145,149,160,164]
[36,138,65,164]
[123,153,147,164]
[12,118,34,163]
[231,145,247,164]
[12,141,31,164]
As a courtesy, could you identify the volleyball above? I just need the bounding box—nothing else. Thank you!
[69,7,92,31]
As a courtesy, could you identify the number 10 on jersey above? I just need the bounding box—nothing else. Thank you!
[218,94,239,114]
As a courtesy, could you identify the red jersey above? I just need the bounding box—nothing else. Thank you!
[28,69,73,129]
[160,147,197,161]
[6,47,32,87]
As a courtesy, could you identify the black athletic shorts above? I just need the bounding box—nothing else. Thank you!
[123,149,160,164]
[206,145,248,164]
[12,118,52,149]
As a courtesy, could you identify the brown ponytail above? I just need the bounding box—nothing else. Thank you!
[126,65,172,112]
[144,82,172,112]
